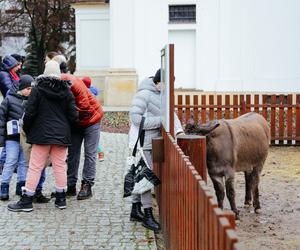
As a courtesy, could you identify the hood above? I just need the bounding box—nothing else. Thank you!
[137,77,160,94]
[1,55,19,71]
[36,76,71,99]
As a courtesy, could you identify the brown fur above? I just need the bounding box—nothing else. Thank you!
[186,112,270,219]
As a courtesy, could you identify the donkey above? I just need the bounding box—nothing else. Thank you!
[186,112,270,219]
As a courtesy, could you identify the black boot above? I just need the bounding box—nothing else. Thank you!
[33,190,50,203]
[77,181,92,200]
[7,193,33,212]
[65,185,77,196]
[142,207,161,232]
[130,202,144,222]
[55,191,67,209]
[15,181,25,196]
[0,183,9,200]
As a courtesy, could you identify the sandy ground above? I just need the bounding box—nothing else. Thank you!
[227,147,300,250]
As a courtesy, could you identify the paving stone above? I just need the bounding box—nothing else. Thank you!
[0,132,157,249]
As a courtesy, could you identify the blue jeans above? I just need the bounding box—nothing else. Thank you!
[1,140,27,184]
[0,146,6,166]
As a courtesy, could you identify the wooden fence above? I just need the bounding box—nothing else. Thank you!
[153,130,241,250]
[175,94,300,145]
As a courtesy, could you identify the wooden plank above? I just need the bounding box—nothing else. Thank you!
[225,229,238,250]
[240,95,245,115]
[225,95,230,119]
[201,95,207,124]
[193,95,199,124]
[262,94,268,120]
[287,95,293,145]
[278,95,285,145]
[254,95,259,113]
[186,95,191,125]
[209,95,214,120]
[297,94,300,145]
[246,94,251,113]
[217,95,222,119]
[233,95,238,118]
[271,95,276,145]
[178,95,183,123]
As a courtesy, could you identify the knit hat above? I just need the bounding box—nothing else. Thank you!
[43,60,61,77]
[153,69,161,84]
[18,75,34,91]
[2,55,19,70]
[82,76,92,88]
[11,54,25,64]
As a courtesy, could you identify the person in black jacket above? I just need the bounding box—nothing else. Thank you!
[0,75,33,200]
[8,61,78,212]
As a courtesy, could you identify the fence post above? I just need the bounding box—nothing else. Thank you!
[177,135,207,182]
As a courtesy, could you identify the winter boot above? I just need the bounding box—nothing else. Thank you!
[55,191,67,209]
[66,185,77,197]
[15,181,26,196]
[142,207,161,233]
[0,183,9,201]
[7,192,33,212]
[130,202,144,222]
[77,181,92,200]
[33,190,50,203]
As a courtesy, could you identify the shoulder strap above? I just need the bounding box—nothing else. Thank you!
[132,116,145,157]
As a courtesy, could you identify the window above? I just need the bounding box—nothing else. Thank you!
[169,5,196,23]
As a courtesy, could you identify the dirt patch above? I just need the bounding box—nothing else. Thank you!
[101,112,130,134]
[232,147,300,250]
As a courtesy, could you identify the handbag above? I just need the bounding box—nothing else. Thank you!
[123,117,161,198]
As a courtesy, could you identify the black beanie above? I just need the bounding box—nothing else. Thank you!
[153,69,161,84]
[18,75,34,91]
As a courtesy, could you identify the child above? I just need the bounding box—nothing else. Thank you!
[0,75,32,200]
[82,76,104,162]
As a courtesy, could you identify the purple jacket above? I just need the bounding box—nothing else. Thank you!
[0,56,18,97]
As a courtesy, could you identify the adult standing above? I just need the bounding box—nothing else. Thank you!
[61,73,104,200]
[129,69,162,232]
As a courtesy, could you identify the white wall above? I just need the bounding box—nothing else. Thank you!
[75,5,110,72]
[111,0,168,80]
[197,0,300,92]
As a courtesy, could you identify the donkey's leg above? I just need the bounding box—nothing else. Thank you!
[251,167,262,213]
[210,175,225,209]
[225,173,240,219]
[244,171,253,206]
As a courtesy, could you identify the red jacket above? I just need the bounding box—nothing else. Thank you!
[61,74,104,128]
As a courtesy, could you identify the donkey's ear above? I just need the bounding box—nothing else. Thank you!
[185,117,196,134]
[196,120,220,135]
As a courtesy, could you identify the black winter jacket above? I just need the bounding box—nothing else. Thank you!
[0,82,25,146]
[23,76,78,146]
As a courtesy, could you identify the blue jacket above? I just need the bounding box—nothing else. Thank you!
[0,56,19,97]
[0,82,25,146]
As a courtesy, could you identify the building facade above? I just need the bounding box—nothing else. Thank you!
[73,0,300,95]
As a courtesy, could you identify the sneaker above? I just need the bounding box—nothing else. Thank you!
[7,193,33,212]
[98,152,104,162]
[33,191,50,203]
[77,181,92,200]
[55,191,67,209]
[65,185,77,196]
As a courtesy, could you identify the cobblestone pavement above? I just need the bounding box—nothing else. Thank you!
[0,132,157,250]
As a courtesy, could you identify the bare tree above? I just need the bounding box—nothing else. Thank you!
[0,0,76,75]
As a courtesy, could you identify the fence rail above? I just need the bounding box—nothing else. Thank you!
[175,94,300,145]
[153,130,241,250]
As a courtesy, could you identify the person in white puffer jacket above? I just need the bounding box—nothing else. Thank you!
[129,69,184,232]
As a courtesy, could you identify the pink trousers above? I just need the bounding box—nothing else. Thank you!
[25,144,68,193]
